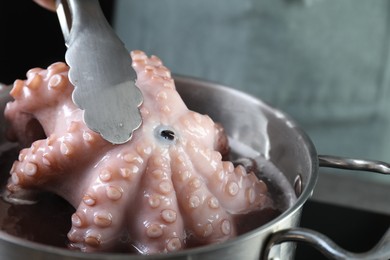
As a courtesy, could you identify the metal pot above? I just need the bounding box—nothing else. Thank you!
[0,76,389,260]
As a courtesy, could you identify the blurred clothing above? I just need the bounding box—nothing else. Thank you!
[114,0,390,173]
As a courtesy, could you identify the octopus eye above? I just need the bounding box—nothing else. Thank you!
[160,130,175,141]
[155,125,177,144]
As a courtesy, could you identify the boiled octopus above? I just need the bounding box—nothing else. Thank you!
[3,50,270,254]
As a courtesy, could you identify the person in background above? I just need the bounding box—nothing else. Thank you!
[33,0,55,10]
[33,0,390,208]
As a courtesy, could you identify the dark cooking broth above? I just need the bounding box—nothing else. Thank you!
[0,147,72,248]
[0,140,295,252]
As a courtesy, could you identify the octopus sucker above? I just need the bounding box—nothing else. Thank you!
[148,55,163,67]
[145,223,163,238]
[105,185,123,201]
[161,209,177,223]
[82,194,96,206]
[23,162,38,176]
[84,234,101,248]
[71,212,84,228]
[46,62,69,79]
[166,237,182,252]
[99,169,112,182]
[9,79,24,98]
[26,72,42,90]
[26,67,42,77]
[93,211,113,228]
[3,50,273,254]
[48,74,65,90]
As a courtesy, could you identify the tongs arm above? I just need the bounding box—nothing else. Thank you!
[55,0,143,144]
[56,0,72,44]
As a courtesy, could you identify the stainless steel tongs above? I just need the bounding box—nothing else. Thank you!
[56,0,143,144]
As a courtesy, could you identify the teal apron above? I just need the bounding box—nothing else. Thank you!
[113,0,390,184]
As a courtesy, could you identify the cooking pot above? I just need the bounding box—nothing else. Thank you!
[0,76,389,260]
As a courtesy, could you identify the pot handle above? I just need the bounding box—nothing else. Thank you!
[263,226,390,260]
[263,155,390,260]
[318,154,390,175]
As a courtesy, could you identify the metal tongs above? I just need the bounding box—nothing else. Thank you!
[56,0,143,144]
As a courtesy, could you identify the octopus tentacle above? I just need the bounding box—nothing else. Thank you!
[183,140,269,212]
[131,150,185,254]
[5,63,73,142]
[67,146,148,251]
[131,50,187,124]
[170,147,235,244]
[7,120,109,197]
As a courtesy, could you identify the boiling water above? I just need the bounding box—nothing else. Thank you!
[0,139,296,252]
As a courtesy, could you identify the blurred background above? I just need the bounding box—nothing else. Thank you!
[0,0,113,84]
[0,0,389,259]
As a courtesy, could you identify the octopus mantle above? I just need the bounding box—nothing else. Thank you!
[3,51,269,254]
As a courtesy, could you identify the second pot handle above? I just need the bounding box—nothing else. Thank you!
[263,227,390,260]
[318,155,390,175]
[263,155,390,259]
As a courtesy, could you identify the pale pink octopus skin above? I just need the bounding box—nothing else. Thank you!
[3,50,270,254]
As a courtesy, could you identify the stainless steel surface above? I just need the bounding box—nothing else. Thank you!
[56,0,143,144]
[318,155,390,175]
[0,76,388,259]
